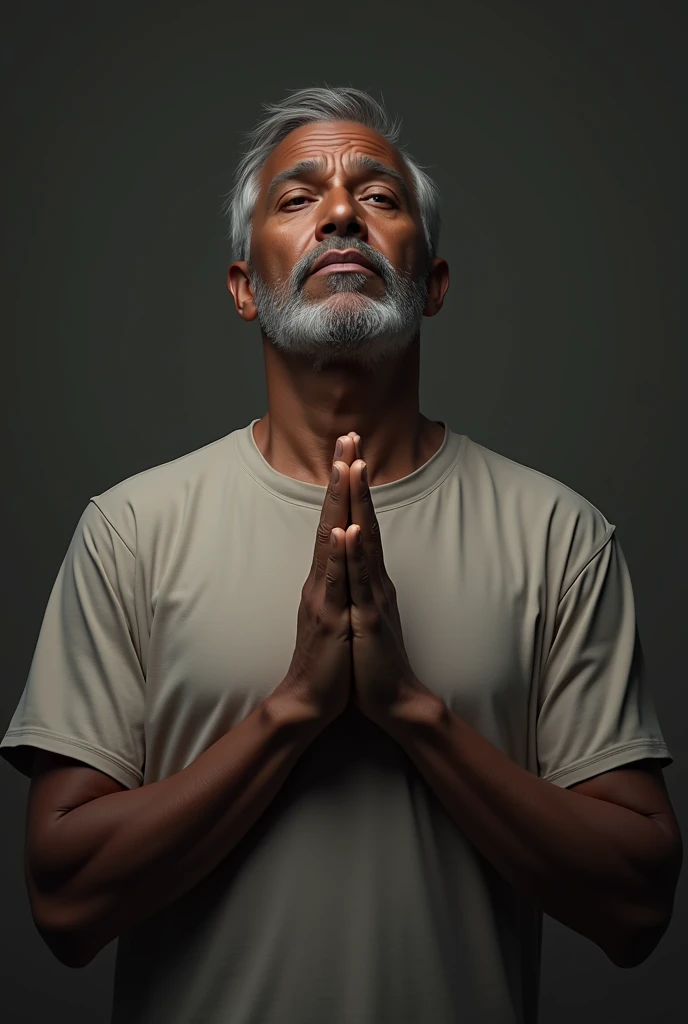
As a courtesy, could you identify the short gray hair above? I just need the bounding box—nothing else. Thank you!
[221,85,441,266]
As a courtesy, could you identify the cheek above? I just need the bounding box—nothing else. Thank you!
[251,219,292,276]
[262,247,304,289]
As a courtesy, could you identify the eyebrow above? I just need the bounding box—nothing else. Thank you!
[265,154,411,209]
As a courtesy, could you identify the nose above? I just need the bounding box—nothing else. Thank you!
[315,188,368,244]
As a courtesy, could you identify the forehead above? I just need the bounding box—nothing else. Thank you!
[259,120,408,189]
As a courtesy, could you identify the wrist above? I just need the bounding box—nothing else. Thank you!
[262,689,331,735]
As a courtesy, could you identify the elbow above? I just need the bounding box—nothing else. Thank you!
[32,896,98,970]
[610,829,683,969]
[606,913,673,970]
[36,919,96,969]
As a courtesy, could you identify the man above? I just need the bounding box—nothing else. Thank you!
[0,86,681,1024]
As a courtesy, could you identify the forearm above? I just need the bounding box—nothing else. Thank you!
[380,696,669,964]
[34,696,325,967]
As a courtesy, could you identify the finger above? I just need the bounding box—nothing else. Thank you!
[313,459,350,585]
[324,527,349,608]
[349,459,385,583]
[346,431,362,462]
[345,523,375,608]
[334,434,356,529]
[334,434,357,467]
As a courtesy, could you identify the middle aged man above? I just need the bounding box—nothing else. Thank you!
[1,85,681,1024]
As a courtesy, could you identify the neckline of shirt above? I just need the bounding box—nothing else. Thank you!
[234,418,468,512]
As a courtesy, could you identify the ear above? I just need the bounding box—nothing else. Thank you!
[227,261,258,321]
[423,257,450,317]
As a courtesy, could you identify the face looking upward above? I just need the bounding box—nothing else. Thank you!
[227,121,449,372]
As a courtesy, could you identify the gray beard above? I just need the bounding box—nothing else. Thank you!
[248,258,431,373]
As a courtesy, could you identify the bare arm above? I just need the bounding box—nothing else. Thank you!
[28,696,324,968]
[379,697,682,968]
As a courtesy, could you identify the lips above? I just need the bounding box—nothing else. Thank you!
[310,249,376,274]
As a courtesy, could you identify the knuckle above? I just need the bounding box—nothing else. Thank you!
[316,520,333,544]
[312,604,327,627]
[325,567,339,587]
[315,601,334,628]
[315,556,328,580]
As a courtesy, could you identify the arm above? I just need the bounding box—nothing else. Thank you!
[26,436,361,969]
[378,696,682,968]
[29,695,324,969]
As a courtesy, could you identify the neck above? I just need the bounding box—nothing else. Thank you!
[253,334,441,487]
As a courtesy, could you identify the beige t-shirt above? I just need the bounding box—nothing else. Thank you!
[1,419,672,1024]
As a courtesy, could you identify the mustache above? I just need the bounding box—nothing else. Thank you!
[302,240,382,280]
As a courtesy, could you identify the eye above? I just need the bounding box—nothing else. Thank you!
[280,195,309,209]
[280,192,397,210]
[367,193,396,206]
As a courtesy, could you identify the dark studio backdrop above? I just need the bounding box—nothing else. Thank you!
[1,1,685,1021]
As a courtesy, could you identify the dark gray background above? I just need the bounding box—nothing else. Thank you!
[1,1,685,1021]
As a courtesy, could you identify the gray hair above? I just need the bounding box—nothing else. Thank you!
[220,85,441,266]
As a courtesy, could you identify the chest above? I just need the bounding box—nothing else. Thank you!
[141,501,544,780]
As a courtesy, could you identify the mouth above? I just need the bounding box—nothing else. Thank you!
[310,248,377,275]
[311,263,376,276]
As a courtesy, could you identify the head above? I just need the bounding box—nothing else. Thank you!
[224,86,449,373]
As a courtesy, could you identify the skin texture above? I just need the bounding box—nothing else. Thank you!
[226,119,683,968]
[226,119,449,488]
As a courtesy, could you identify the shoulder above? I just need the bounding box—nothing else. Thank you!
[86,430,239,557]
[462,436,615,592]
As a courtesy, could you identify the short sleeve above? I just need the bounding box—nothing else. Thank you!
[0,500,146,789]
[537,530,673,789]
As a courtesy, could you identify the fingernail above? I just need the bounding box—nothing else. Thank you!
[331,464,339,485]
[335,439,343,459]
[361,463,368,484]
